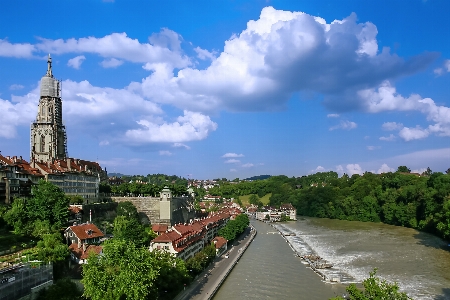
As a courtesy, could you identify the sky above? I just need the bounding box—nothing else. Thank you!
[1,0,450,180]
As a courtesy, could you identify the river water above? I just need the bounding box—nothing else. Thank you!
[213,218,450,300]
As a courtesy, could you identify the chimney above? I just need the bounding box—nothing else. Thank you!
[67,158,71,170]
[83,243,86,252]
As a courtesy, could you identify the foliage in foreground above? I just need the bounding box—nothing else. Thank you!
[36,278,83,300]
[82,239,190,300]
[330,269,412,300]
[3,180,69,237]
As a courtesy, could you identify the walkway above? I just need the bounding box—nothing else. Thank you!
[174,225,257,300]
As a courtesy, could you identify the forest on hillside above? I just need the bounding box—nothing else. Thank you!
[208,167,450,241]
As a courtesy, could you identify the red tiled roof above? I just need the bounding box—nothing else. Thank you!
[213,236,227,249]
[67,223,104,240]
[152,224,168,233]
[69,206,83,214]
[69,243,102,260]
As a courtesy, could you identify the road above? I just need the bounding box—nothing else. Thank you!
[174,225,256,300]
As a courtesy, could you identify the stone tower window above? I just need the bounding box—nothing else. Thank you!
[40,135,45,152]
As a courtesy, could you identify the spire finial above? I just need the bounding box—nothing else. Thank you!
[46,54,53,77]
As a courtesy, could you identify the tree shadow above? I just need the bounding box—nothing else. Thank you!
[413,231,449,251]
[434,288,450,300]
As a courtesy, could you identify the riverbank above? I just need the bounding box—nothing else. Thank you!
[269,222,342,283]
[174,224,257,300]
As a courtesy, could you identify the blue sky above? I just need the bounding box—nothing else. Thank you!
[1,0,450,179]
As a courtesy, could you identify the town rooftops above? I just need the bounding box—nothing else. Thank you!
[67,223,104,240]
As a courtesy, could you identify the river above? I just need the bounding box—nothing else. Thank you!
[213,218,450,300]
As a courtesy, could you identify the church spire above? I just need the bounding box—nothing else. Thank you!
[46,54,53,77]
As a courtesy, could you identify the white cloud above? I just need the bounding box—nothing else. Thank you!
[411,167,427,174]
[225,159,240,164]
[336,165,344,176]
[327,114,339,118]
[0,39,35,58]
[100,58,123,68]
[329,120,357,131]
[138,7,435,113]
[222,153,244,158]
[382,122,403,131]
[434,59,450,76]
[346,164,363,175]
[242,163,254,168]
[230,169,237,172]
[311,166,325,173]
[125,110,217,144]
[398,126,429,141]
[0,89,39,138]
[377,163,394,173]
[172,143,190,150]
[99,140,109,146]
[159,150,172,156]
[194,47,217,61]
[367,146,380,150]
[379,134,396,141]
[9,84,24,90]
[35,30,190,69]
[360,81,450,139]
[67,55,86,69]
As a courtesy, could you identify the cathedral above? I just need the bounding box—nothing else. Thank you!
[30,54,68,163]
[0,55,107,203]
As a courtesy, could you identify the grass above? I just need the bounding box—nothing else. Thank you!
[237,193,271,206]
[0,227,35,253]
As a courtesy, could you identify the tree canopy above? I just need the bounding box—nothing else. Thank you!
[4,180,69,237]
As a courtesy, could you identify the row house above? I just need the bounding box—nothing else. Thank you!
[149,210,233,260]
[255,204,297,222]
[0,154,44,203]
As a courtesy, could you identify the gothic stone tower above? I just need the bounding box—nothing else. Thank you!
[30,54,68,162]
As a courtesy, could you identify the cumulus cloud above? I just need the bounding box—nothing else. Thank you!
[398,126,429,141]
[225,159,240,164]
[0,39,35,58]
[379,134,396,141]
[327,114,339,118]
[0,89,39,138]
[194,47,217,61]
[35,30,190,69]
[159,150,172,156]
[67,55,86,69]
[99,140,109,146]
[125,110,217,144]
[377,163,394,173]
[222,153,244,158]
[100,58,123,68]
[310,166,325,173]
[346,163,363,175]
[329,120,357,131]
[382,122,403,131]
[136,7,436,113]
[242,163,254,168]
[9,84,24,90]
[359,81,450,140]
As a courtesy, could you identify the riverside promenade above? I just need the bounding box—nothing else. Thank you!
[174,224,257,300]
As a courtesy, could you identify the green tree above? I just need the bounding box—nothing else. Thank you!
[113,216,154,247]
[330,269,411,300]
[36,278,83,300]
[396,166,411,173]
[82,239,159,300]
[4,180,69,236]
[116,201,139,220]
[35,233,70,263]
